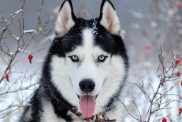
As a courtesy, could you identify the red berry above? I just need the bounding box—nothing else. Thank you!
[176,1,182,9]
[179,107,182,114]
[161,117,167,122]
[175,58,181,65]
[179,81,182,86]
[5,73,9,81]
[175,71,181,77]
[28,54,33,64]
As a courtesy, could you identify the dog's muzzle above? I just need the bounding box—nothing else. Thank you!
[78,79,96,118]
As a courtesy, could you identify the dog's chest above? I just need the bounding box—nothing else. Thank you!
[41,100,65,122]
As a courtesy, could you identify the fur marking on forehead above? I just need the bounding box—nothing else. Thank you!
[82,29,94,50]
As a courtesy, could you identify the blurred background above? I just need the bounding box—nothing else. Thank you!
[0,0,182,121]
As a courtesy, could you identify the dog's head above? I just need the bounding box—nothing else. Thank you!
[48,0,128,118]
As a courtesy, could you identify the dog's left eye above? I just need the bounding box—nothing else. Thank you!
[97,55,108,62]
[68,55,79,62]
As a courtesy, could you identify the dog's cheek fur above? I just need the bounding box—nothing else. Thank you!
[94,55,126,114]
[50,55,79,108]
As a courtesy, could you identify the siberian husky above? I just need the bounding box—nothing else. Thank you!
[20,0,129,121]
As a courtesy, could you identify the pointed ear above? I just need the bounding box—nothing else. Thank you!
[99,0,120,35]
[55,0,76,36]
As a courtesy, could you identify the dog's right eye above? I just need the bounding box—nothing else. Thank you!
[97,55,108,63]
[68,55,79,63]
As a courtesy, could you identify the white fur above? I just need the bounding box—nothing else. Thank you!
[50,56,80,107]
[69,29,107,96]
[94,55,125,114]
[41,98,66,122]
[55,1,75,35]
[100,1,120,34]
[50,28,126,120]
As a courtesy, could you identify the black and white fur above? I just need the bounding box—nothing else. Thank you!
[20,0,129,121]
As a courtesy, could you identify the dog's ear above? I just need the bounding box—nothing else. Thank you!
[55,0,76,36]
[99,0,120,35]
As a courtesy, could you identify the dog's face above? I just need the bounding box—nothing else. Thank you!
[49,0,128,118]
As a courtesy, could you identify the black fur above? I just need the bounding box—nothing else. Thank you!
[53,18,128,68]
[20,0,129,121]
[20,89,43,122]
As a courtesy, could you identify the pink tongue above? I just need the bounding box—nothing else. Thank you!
[79,95,96,119]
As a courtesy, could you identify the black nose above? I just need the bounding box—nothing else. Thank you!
[79,79,95,93]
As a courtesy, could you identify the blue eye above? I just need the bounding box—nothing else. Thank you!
[97,55,108,62]
[68,55,79,62]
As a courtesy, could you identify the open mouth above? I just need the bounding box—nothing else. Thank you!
[78,95,97,119]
